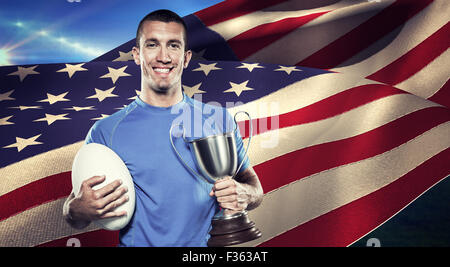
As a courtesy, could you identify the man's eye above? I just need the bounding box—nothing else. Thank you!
[170,43,180,49]
[146,43,156,48]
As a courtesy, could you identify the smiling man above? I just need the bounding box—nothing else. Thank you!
[62,9,263,247]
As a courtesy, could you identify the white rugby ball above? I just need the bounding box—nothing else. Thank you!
[71,143,135,231]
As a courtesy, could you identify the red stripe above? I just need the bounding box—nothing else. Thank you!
[366,22,450,85]
[228,11,330,60]
[254,106,449,194]
[296,0,433,69]
[0,171,71,222]
[258,148,450,246]
[238,83,408,139]
[428,78,450,108]
[37,229,119,247]
[195,0,287,26]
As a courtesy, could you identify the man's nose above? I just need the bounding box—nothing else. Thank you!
[156,47,171,63]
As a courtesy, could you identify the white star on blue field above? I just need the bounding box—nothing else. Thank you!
[0,0,222,66]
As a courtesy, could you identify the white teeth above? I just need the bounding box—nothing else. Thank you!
[154,68,170,73]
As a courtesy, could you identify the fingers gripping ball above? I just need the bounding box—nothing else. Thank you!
[71,143,135,230]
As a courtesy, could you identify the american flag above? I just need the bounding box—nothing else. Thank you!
[0,0,449,247]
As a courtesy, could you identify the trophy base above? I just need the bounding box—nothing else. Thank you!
[207,211,262,247]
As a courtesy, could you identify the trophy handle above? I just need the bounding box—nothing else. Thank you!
[169,123,211,184]
[231,111,252,180]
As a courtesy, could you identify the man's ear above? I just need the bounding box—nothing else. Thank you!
[183,50,192,69]
[132,46,141,65]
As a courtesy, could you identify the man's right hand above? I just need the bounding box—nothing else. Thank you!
[63,175,129,229]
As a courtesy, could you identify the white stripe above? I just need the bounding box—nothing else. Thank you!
[0,197,100,247]
[244,0,393,65]
[235,122,450,247]
[395,49,450,99]
[208,0,363,40]
[0,141,83,196]
[228,72,380,120]
[331,0,449,76]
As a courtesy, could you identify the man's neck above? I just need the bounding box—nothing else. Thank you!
[140,86,183,108]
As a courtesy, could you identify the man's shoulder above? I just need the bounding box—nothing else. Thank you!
[90,101,138,132]
[184,95,229,114]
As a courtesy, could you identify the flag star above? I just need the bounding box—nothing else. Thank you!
[183,83,205,97]
[192,63,222,76]
[56,63,88,78]
[33,113,71,125]
[191,49,206,60]
[100,66,131,84]
[0,90,15,102]
[3,134,43,152]
[7,65,39,82]
[9,105,42,111]
[91,114,110,120]
[38,92,70,105]
[128,90,141,100]
[64,106,96,111]
[236,63,264,72]
[0,115,14,126]
[86,86,118,102]
[113,50,133,61]
[274,65,301,74]
[223,80,254,97]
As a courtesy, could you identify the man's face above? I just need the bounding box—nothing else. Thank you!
[133,20,191,94]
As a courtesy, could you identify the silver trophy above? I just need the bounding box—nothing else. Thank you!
[169,111,261,246]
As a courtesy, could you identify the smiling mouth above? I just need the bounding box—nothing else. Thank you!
[153,67,173,74]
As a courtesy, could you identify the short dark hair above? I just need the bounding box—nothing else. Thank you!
[135,9,189,51]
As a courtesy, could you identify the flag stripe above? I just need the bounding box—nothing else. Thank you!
[227,11,330,60]
[194,0,287,27]
[0,198,100,247]
[243,0,393,65]
[228,73,378,121]
[257,148,450,246]
[331,0,449,85]
[366,22,450,85]
[37,229,119,247]
[0,142,82,196]
[296,0,433,69]
[207,0,358,42]
[0,172,71,222]
[254,107,449,194]
[394,49,450,100]
[245,94,442,167]
[238,83,408,138]
[428,78,450,108]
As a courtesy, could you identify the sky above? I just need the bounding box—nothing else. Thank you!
[0,0,223,66]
